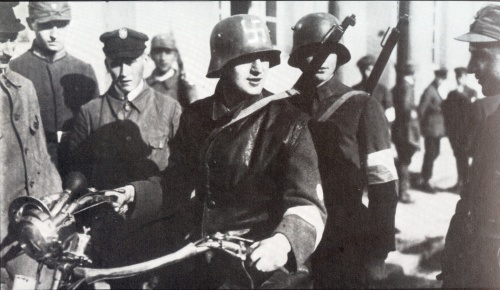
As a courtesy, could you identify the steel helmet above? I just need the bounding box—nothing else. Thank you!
[206,14,281,78]
[288,12,351,68]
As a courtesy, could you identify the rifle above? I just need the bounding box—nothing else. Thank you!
[365,15,409,95]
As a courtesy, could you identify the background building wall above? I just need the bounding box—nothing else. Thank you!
[11,1,492,100]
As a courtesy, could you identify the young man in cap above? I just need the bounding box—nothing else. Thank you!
[441,4,500,288]
[287,12,398,289]
[417,68,448,193]
[391,63,419,204]
[104,15,326,288]
[0,2,62,289]
[441,67,477,193]
[9,1,99,177]
[353,54,395,124]
[66,27,182,288]
[146,33,197,108]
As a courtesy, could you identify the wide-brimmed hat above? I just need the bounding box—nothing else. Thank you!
[0,2,26,33]
[455,4,500,42]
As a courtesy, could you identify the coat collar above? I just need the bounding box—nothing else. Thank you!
[316,76,351,102]
[30,40,67,63]
[210,81,264,121]
[1,68,22,88]
[107,81,150,114]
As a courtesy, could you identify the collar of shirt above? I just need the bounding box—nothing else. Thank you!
[108,80,149,114]
[151,68,176,83]
[30,41,67,63]
[1,68,21,88]
[210,81,263,121]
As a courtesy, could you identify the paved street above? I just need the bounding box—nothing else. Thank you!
[366,137,462,288]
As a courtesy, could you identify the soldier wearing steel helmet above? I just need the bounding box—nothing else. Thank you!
[102,14,326,288]
[287,12,399,288]
[441,4,500,288]
[0,2,62,289]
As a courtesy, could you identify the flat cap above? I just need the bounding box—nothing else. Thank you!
[0,2,26,33]
[456,4,500,42]
[357,55,376,70]
[151,33,177,51]
[100,28,149,59]
[28,2,71,24]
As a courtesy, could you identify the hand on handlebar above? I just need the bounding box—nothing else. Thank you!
[247,233,291,272]
[104,185,135,213]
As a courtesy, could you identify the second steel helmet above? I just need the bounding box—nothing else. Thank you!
[206,14,281,78]
[288,13,351,68]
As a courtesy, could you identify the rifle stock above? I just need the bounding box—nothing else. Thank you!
[365,15,409,95]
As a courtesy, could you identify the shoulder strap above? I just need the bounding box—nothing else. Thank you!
[317,90,367,122]
[224,88,300,128]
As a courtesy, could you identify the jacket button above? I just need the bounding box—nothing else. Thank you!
[208,200,216,207]
[13,114,20,121]
[24,148,28,155]
[126,136,132,141]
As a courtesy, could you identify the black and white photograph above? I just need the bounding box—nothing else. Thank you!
[1,1,499,289]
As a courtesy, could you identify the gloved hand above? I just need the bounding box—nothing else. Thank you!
[104,185,135,213]
[248,233,291,272]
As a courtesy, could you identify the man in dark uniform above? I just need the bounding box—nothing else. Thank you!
[441,4,500,288]
[67,27,182,288]
[442,67,477,193]
[146,33,198,108]
[0,3,62,289]
[353,55,395,124]
[287,13,399,288]
[392,63,420,203]
[417,68,448,193]
[105,14,327,289]
[10,2,99,176]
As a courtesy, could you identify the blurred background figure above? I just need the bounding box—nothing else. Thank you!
[392,63,419,203]
[441,67,477,193]
[146,32,197,108]
[417,68,448,193]
[9,1,99,177]
[0,2,62,289]
[353,54,395,124]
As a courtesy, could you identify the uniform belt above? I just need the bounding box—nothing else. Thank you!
[45,131,68,143]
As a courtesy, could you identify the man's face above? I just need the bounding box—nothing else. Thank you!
[299,53,338,84]
[32,20,69,53]
[106,55,146,94]
[150,48,177,74]
[0,34,18,69]
[223,55,270,96]
[467,42,500,96]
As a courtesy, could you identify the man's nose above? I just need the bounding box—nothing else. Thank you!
[50,26,59,38]
[466,60,476,74]
[120,63,132,76]
[251,59,263,74]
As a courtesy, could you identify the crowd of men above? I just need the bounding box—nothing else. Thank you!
[1,1,499,289]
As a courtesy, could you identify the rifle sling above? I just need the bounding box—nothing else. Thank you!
[317,90,367,122]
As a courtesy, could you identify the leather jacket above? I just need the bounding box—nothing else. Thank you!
[158,81,327,287]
